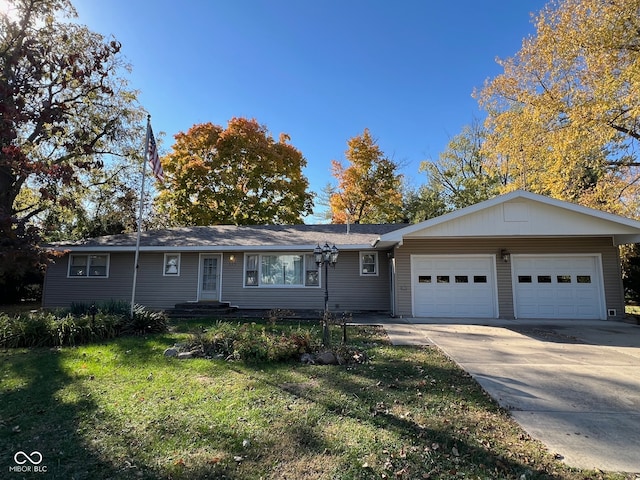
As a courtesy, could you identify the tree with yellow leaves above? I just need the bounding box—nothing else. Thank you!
[476,0,640,216]
[329,129,403,224]
[156,118,314,226]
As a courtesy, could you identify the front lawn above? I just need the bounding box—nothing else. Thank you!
[0,319,632,479]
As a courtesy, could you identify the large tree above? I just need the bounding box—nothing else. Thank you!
[420,121,503,211]
[476,0,640,215]
[0,0,144,302]
[329,128,403,224]
[156,118,314,226]
[37,160,142,241]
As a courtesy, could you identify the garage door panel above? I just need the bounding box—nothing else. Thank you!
[412,256,497,318]
[513,255,604,319]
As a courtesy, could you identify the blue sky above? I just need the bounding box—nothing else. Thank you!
[73,0,548,220]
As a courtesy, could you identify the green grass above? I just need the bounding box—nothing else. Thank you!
[0,320,634,479]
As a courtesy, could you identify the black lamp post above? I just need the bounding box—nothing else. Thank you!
[314,242,339,345]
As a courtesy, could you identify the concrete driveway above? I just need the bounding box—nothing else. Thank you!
[382,318,640,473]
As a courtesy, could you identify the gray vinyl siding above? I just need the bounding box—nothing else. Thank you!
[393,237,624,319]
[221,250,392,312]
[44,250,393,313]
[42,252,200,309]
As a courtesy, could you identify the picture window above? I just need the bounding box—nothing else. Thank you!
[245,253,318,288]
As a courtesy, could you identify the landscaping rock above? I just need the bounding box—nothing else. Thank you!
[177,351,193,359]
[315,351,338,365]
[300,353,316,364]
[163,348,179,357]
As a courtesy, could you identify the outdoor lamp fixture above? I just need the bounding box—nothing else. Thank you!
[500,249,510,263]
[314,242,339,345]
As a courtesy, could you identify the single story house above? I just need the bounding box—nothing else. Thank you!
[43,190,640,321]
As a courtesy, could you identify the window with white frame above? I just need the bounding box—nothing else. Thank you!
[163,253,181,276]
[245,253,319,287]
[360,252,378,276]
[68,254,109,277]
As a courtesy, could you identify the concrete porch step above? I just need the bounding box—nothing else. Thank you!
[166,301,238,319]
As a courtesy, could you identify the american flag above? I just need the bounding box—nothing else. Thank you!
[147,122,164,182]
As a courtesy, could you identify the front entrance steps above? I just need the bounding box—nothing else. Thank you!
[166,301,238,319]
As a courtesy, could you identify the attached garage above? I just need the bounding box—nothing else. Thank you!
[379,190,640,321]
[411,255,497,318]
[512,255,605,319]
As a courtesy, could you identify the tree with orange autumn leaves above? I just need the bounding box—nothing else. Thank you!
[328,129,403,224]
[155,118,314,226]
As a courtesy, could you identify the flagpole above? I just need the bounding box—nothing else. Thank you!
[130,115,151,318]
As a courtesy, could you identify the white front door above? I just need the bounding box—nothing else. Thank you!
[199,254,220,301]
[512,255,605,319]
[411,255,497,318]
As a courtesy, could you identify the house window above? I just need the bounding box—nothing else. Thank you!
[245,253,318,288]
[68,254,109,277]
[245,255,259,286]
[305,254,319,286]
[163,253,181,276]
[360,252,378,276]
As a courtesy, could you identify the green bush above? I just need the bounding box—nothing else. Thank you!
[121,305,168,335]
[0,305,167,348]
[187,323,318,363]
[68,299,131,316]
[0,311,56,348]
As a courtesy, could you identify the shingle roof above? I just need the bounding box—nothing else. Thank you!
[51,224,406,250]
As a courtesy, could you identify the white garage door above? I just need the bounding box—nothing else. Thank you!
[411,256,497,318]
[512,255,604,319]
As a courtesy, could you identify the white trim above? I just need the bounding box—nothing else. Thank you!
[67,253,110,278]
[163,253,181,276]
[511,253,606,320]
[197,254,222,301]
[377,190,640,244]
[359,251,379,276]
[410,254,498,318]
[49,243,375,253]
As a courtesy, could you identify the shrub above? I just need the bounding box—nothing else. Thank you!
[0,304,167,348]
[121,305,168,335]
[68,299,131,316]
[0,311,55,348]
[186,323,318,363]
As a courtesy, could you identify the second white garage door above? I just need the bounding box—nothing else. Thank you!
[411,255,497,318]
[512,255,605,319]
